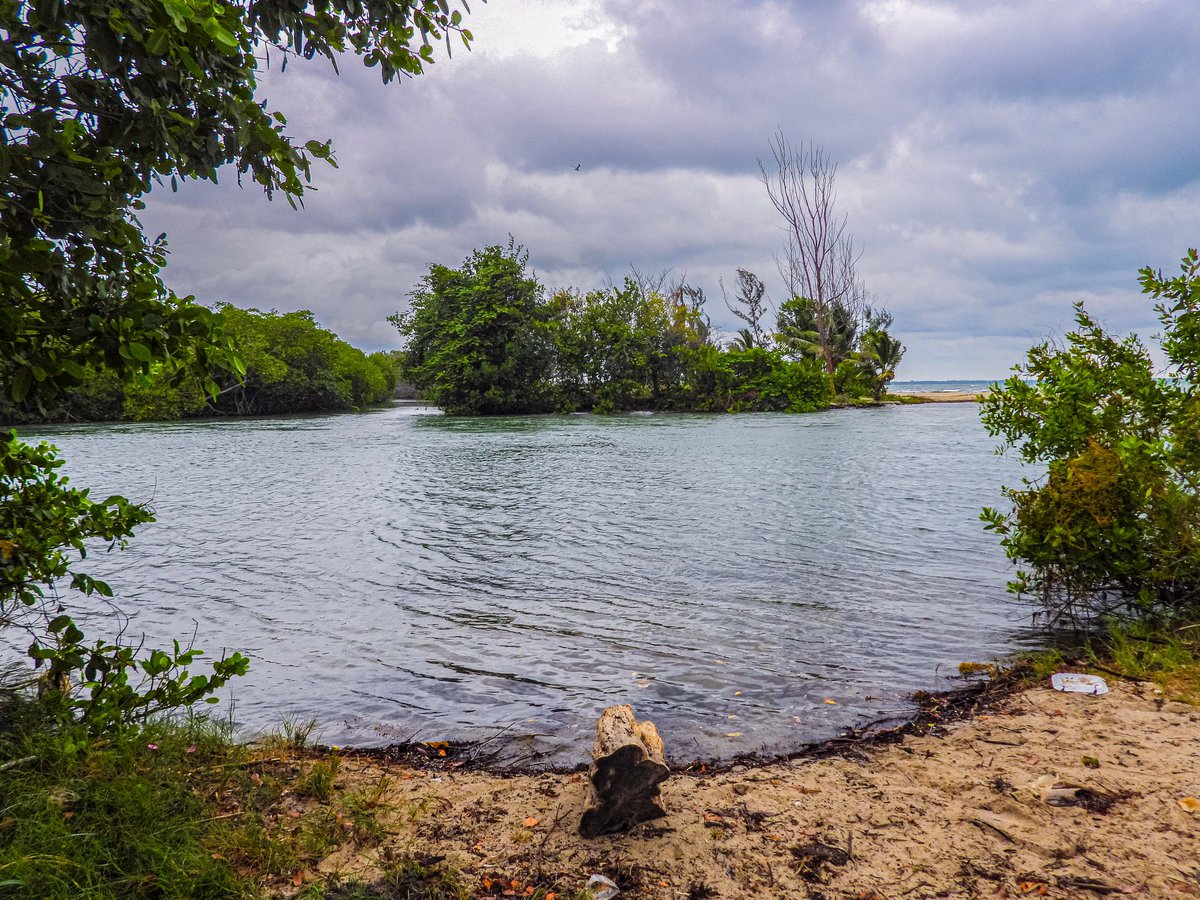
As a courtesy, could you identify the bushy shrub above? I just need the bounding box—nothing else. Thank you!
[981,250,1200,626]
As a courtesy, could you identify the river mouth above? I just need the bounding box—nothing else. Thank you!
[14,402,1040,766]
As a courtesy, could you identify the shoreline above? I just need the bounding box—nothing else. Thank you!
[331,673,1018,777]
[247,666,1199,898]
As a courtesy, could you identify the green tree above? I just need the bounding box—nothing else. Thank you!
[392,243,554,415]
[981,250,1200,627]
[776,295,859,370]
[858,328,906,400]
[3,0,472,408]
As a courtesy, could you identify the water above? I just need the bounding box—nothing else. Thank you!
[10,403,1037,765]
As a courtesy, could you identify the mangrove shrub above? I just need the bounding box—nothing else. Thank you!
[981,250,1200,626]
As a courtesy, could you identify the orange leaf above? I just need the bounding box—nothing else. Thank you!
[546,894,557,900]
[823,698,838,705]
[704,812,724,824]
[1179,796,1200,813]
[522,816,539,827]
[292,872,304,886]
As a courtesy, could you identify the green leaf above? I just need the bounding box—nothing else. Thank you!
[126,341,153,362]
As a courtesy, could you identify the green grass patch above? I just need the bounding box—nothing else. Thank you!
[0,688,376,898]
[0,690,250,898]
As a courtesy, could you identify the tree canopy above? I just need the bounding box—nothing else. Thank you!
[1,0,473,406]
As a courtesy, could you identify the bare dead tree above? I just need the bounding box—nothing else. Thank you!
[759,131,867,377]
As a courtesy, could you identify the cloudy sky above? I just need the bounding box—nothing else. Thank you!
[141,0,1200,380]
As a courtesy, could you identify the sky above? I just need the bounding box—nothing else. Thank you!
[140,0,1200,380]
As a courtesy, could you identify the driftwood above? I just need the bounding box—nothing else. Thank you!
[579,705,669,838]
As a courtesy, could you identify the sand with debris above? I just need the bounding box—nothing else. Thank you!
[280,679,1199,898]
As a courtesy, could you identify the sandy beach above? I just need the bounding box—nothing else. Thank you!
[256,677,1199,898]
[894,391,989,403]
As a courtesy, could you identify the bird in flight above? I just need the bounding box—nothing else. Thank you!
[574,163,581,171]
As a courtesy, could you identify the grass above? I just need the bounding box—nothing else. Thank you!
[1014,619,1200,703]
[0,689,250,898]
[0,686,395,899]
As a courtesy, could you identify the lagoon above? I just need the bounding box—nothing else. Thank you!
[16,402,1036,765]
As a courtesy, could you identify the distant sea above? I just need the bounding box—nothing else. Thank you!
[890,379,1001,393]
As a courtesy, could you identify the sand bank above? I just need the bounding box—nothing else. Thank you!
[894,391,989,403]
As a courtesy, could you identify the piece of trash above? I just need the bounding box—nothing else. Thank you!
[585,873,619,899]
[1050,673,1108,695]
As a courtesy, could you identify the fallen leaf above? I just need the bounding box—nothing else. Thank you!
[637,679,650,687]
[715,658,726,665]
[1082,755,1100,768]
[1179,796,1200,813]
[483,877,494,889]
[734,690,743,696]
[546,894,557,900]
[659,882,670,887]
[823,698,838,705]
[522,816,539,827]
[725,731,743,737]
[704,812,724,824]
[292,872,304,887]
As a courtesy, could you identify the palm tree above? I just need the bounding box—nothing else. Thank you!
[859,329,905,400]
[729,328,758,351]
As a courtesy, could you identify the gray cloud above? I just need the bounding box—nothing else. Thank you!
[140,0,1200,379]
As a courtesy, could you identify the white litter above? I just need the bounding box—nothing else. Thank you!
[1050,672,1109,695]
[586,874,620,899]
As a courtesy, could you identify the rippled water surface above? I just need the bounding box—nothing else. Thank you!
[16,403,1035,764]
